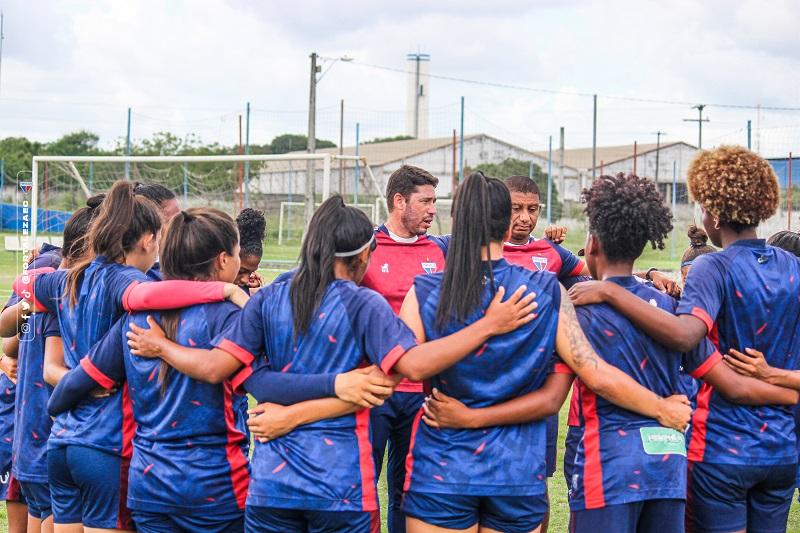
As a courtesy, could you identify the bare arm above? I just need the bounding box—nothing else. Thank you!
[247,398,361,442]
[703,358,798,405]
[724,347,800,394]
[394,285,537,382]
[43,336,68,387]
[127,316,243,384]
[569,280,707,352]
[556,285,691,430]
[0,303,28,338]
[422,373,574,429]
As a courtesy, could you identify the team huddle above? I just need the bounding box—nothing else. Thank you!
[0,145,799,533]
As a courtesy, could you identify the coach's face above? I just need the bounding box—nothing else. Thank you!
[509,191,541,243]
[398,185,437,236]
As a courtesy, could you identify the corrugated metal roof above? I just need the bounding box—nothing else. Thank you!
[532,141,697,171]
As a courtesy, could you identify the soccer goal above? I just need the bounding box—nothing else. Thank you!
[15,153,393,254]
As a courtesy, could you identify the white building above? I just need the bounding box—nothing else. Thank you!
[533,141,698,202]
[255,134,580,199]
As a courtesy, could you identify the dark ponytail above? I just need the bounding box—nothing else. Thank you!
[157,207,239,396]
[236,208,266,259]
[65,181,162,306]
[61,193,105,265]
[436,171,511,327]
[290,195,374,335]
[768,230,800,258]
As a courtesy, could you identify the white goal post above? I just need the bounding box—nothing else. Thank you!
[29,153,334,244]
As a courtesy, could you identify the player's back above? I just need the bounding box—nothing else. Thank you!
[239,274,417,512]
[575,278,685,429]
[677,240,800,464]
[120,302,249,515]
[405,259,560,497]
[42,257,149,455]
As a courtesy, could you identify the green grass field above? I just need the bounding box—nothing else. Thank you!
[0,232,798,532]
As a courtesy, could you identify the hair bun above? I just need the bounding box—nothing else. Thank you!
[687,224,709,248]
[86,193,106,209]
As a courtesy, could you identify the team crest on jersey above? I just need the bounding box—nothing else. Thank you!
[381,263,389,273]
[421,262,438,274]
[532,256,548,271]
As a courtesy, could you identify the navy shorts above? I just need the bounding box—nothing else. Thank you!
[370,390,424,533]
[0,450,24,503]
[570,499,684,533]
[19,480,51,519]
[244,505,380,533]
[403,490,547,533]
[48,444,133,530]
[133,510,244,533]
[564,424,583,491]
[687,461,795,533]
[544,413,558,478]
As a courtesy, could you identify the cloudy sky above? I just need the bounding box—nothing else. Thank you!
[2,0,800,156]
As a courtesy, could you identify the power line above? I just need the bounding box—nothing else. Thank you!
[340,59,800,112]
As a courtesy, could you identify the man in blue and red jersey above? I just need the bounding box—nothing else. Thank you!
[360,164,446,533]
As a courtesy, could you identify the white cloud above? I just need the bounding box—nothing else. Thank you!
[0,0,798,156]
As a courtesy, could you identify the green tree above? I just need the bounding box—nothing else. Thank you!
[270,134,335,154]
[41,130,102,156]
[469,158,563,221]
[365,135,415,144]
[0,136,43,183]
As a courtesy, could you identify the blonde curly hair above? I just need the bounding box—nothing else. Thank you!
[687,145,779,230]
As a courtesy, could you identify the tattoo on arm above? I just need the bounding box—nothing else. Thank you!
[559,286,599,370]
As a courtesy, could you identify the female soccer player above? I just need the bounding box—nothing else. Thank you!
[569,147,800,533]
[680,225,716,284]
[121,194,542,533]
[13,181,243,533]
[400,172,691,533]
[236,208,266,291]
[0,195,104,533]
[47,206,401,532]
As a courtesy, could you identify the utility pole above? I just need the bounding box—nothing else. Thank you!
[244,102,250,208]
[652,130,666,183]
[0,11,5,97]
[591,95,598,180]
[683,104,709,149]
[558,127,565,199]
[305,52,319,233]
[125,107,132,180]
[339,99,344,195]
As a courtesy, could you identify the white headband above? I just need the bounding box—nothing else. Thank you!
[334,234,375,257]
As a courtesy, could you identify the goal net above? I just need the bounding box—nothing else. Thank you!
[2,153,396,263]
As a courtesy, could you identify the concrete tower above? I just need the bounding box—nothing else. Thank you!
[405,52,430,139]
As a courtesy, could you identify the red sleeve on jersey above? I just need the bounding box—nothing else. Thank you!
[122,280,228,311]
[380,344,409,375]
[80,356,116,389]
[230,364,254,394]
[217,338,256,367]
[12,267,55,312]
[689,350,723,379]
[569,261,586,277]
[689,307,714,334]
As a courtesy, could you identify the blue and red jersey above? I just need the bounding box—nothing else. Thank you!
[12,312,60,483]
[4,245,62,482]
[676,239,800,466]
[503,237,584,281]
[360,225,447,394]
[74,302,249,516]
[569,276,717,510]
[0,375,14,459]
[404,259,561,497]
[31,258,152,456]
[213,274,417,512]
